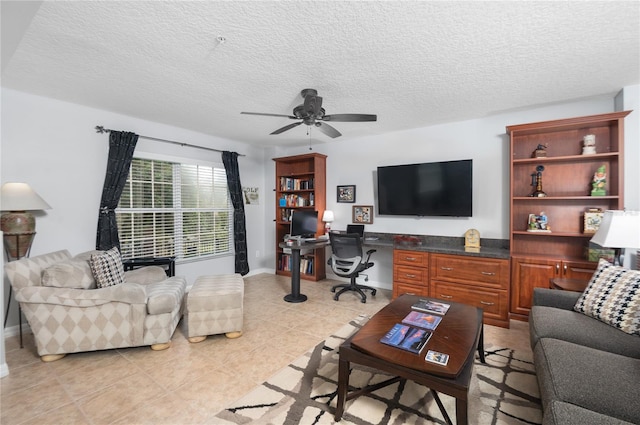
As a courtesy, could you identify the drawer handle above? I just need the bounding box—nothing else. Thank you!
[480,301,495,306]
[481,272,496,276]
[439,294,453,299]
[405,257,417,261]
[405,274,416,278]
[440,267,453,271]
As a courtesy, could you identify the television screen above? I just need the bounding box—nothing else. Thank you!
[290,210,318,237]
[377,159,472,217]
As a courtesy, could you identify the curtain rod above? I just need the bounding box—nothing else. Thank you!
[95,126,245,156]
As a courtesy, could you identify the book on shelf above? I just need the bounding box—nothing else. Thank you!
[401,311,442,330]
[279,177,315,191]
[411,299,451,315]
[379,323,432,354]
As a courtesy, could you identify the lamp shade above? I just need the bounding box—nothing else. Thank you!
[322,210,334,223]
[1,182,51,211]
[590,210,640,249]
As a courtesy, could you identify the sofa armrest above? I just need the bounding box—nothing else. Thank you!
[15,283,147,307]
[124,266,168,285]
[533,287,581,310]
[146,276,187,315]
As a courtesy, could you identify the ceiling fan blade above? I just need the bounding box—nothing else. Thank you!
[241,112,296,119]
[322,114,377,122]
[303,94,323,116]
[315,122,342,138]
[270,121,303,135]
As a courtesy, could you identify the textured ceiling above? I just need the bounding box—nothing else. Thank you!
[2,1,639,147]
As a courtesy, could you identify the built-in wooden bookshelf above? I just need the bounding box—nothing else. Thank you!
[506,111,631,319]
[273,153,326,281]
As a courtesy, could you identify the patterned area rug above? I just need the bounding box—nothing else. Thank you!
[215,315,542,424]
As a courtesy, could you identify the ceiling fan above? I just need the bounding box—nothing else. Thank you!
[241,89,377,138]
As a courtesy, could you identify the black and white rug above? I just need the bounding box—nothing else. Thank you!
[215,316,542,424]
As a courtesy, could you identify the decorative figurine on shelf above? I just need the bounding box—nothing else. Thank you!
[527,212,551,232]
[591,164,607,196]
[532,143,548,158]
[582,134,596,155]
[529,165,547,197]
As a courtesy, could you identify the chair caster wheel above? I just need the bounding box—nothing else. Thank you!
[334,295,339,301]
[331,288,336,293]
[372,289,377,296]
[361,298,367,303]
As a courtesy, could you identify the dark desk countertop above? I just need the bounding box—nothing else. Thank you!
[360,232,510,260]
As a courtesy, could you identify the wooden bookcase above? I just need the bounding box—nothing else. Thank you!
[273,153,327,281]
[506,111,631,319]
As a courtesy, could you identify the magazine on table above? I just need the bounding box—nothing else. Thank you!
[411,299,451,315]
[401,311,442,330]
[379,323,432,354]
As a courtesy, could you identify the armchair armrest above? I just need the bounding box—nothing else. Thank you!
[364,249,377,263]
[532,287,581,311]
[16,283,147,307]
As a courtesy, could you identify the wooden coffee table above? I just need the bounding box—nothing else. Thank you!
[334,294,484,424]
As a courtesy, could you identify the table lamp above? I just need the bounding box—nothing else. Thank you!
[590,210,640,267]
[322,210,334,234]
[1,182,51,259]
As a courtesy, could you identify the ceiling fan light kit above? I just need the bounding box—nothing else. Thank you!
[241,88,377,138]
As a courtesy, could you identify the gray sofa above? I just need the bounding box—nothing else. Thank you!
[529,288,640,425]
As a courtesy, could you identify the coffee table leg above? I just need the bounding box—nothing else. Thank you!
[334,357,349,421]
[456,398,468,425]
[477,324,486,364]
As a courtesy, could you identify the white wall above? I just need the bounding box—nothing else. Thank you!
[1,88,270,328]
[277,91,639,286]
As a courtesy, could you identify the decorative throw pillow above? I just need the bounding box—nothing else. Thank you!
[42,259,97,289]
[574,259,640,336]
[90,247,125,288]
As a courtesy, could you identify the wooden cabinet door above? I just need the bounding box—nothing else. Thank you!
[561,260,597,281]
[510,256,557,318]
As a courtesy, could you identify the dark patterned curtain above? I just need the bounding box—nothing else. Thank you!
[96,131,138,250]
[222,151,249,276]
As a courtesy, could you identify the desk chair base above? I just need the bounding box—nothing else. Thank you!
[331,278,377,303]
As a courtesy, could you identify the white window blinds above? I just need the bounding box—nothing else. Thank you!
[117,158,232,260]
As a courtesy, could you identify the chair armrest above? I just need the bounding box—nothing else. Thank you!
[364,249,377,263]
[145,276,186,315]
[532,287,581,310]
[15,283,147,307]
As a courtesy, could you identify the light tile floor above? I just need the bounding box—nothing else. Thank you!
[1,273,530,424]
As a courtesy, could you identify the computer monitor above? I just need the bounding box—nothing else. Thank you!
[346,224,364,237]
[290,210,318,238]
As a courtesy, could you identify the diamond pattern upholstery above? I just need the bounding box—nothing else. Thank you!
[5,250,187,357]
[187,274,244,338]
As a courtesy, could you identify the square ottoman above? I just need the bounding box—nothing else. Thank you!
[187,274,244,343]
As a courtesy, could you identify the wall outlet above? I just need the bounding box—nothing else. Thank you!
[255,250,260,258]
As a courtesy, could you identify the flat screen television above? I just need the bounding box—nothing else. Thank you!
[290,210,318,238]
[377,159,472,217]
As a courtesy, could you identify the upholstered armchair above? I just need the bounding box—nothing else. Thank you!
[5,249,186,362]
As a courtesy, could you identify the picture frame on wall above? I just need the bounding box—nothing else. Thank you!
[337,185,356,203]
[353,205,373,224]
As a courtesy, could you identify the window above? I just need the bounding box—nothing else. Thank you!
[117,158,233,260]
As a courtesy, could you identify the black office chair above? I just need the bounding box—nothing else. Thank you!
[328,232,377,303]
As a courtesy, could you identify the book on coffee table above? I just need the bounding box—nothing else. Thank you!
[380,323,432,354]
[411,299,451,315]
[402,311,442,330]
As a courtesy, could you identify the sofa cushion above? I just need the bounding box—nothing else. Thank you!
[574,259,640,335]
[90,247,125,288]
[530,306,640,358]
[534,338,640,424]
[543,400,636,425]
[42,259,96,290]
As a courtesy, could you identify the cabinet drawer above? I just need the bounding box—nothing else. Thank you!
[393,282,428,299]
[394,265,428,285]
[394,250,429,267]
[431,254,508,289]
[431,281,508,320]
